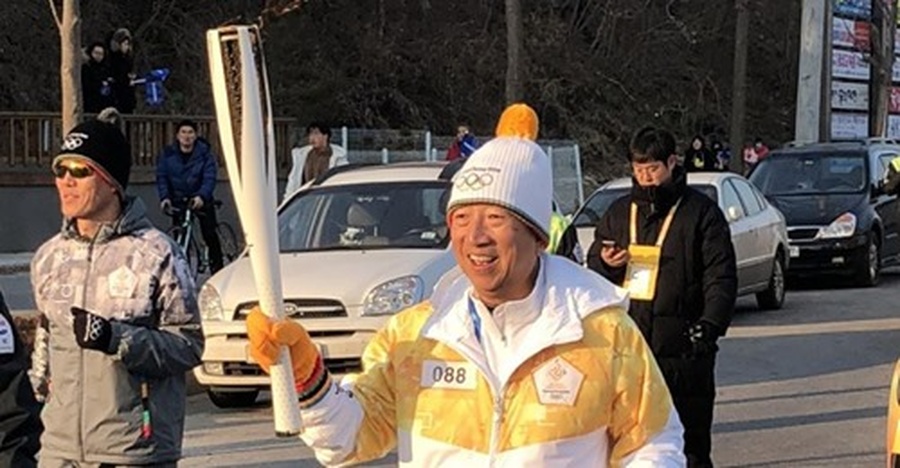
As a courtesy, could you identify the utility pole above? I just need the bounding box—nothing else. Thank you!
[729,0,749,173]
[869,0,895,137]
[795,0,829,144]
[504,0,524,104]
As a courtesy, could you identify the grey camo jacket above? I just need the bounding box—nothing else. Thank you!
[30,197,203,465]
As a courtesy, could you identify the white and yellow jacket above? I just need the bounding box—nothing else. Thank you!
[300,255,685,467]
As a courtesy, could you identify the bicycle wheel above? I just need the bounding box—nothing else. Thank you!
[184,236,201,279]
[217,222,240,263]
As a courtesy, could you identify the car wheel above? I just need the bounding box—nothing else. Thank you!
[756,254,785,310]
[207,389,260,409]
[855,234,880,287]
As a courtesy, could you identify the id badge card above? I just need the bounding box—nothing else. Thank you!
[623,244,661,301]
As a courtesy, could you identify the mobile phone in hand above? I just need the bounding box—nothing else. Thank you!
[601,239,619,250]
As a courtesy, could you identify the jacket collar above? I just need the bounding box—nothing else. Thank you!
[422,254,630,388]
[630,165,687,216]
[61,196,153,244]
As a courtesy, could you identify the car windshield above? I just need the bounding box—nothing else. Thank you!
[572,184,716,227]
[750,153,867,195]
[278,181,450,252]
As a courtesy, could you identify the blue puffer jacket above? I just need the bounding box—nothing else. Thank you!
[156,139,218,203]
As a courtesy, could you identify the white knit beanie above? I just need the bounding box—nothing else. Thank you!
[447,104,552,240]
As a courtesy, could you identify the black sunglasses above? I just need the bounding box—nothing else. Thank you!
[52,162,95,179]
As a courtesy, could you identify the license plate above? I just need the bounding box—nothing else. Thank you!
[789,246,800,258]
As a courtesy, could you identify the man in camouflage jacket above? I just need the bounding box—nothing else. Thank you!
[30,115,203,467]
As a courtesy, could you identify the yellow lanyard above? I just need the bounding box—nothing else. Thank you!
[629,199,682,247]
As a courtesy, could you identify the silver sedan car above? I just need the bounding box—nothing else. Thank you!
[571,172,790,310]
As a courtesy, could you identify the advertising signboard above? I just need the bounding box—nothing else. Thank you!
[831,112,868,139]
[832,80,869,110]
[832,49,870,80]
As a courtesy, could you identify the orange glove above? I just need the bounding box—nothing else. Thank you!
[246,307,331,407]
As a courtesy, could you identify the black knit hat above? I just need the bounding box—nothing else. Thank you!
[55,117,132,194]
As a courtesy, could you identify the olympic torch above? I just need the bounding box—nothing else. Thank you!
[206,25,302,436]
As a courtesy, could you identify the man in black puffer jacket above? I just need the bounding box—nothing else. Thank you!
[587,127,737,467]
[0,290,42,468]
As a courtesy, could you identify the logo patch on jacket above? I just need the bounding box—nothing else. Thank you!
[0,315,14,354]
[532,357,583,406]
[108,266,138,299]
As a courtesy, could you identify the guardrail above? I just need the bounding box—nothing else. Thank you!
[0,112,296,184]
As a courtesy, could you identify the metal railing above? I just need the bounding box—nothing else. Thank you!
[0,115,585,211]
[0,112,297,171]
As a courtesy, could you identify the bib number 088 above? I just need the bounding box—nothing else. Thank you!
[433,365,467,384]
[422,360,477,390]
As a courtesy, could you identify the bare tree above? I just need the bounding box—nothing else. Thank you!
[505,0,524,104]
[869,0,896,137]
[729,0,749,173]
[49,0,81,133]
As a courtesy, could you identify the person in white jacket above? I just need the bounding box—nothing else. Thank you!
[283,122,349,200]
[248,104,685,467]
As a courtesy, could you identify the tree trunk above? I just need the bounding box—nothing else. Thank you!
[59,0,82,134]
[505,0,524,104]
[729,0,749,173]
[869,0,895,137]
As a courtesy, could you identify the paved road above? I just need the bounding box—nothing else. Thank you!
[178,272,900,467]
[0,272,33,310]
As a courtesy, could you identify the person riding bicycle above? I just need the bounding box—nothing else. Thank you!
[156,119,224,273]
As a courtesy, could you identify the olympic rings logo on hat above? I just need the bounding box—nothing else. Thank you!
[61,132,89,151]
[454,171,495,191]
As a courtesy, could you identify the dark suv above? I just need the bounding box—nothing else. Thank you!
[749,140,900,286]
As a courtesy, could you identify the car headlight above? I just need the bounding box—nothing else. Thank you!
[198,283,226,321]
[363,276,424,316]
[816,212,857,239]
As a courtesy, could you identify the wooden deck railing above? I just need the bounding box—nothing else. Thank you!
[0,112,297,185]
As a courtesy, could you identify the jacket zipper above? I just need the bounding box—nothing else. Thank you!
[79,239,96,462]
[488,394,504,466]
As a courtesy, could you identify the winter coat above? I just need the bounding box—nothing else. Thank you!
[445,134,479,161]
[156,139,219,205]
[293,256,686,467]
[587,167,737,360]
[30,197,203,465]
[81,60,114,114]
[283,144,349,200]
[108,50,136,113]
[684,148,717,172]
[0,292,42,468]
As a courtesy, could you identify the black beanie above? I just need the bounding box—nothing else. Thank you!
[55,118,132,194]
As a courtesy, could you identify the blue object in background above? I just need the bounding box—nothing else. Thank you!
[133,68,170,107]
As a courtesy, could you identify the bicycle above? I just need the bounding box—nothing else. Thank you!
[165,199,241,278]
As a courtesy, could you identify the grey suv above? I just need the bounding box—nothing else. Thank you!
[749,139,900,286]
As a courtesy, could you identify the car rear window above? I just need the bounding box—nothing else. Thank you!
[750,153,867,195]
[278,181,451,251]
[573,184,716,227]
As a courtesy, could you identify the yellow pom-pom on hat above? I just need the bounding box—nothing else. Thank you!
[494,103,539,141]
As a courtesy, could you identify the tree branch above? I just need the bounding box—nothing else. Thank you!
[47,0,61,29]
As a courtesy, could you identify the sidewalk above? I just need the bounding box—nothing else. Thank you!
[0,252,32,275]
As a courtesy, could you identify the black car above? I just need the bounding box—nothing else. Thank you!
[749,140,900,286]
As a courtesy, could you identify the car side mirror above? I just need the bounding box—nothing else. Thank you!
[726,206,742,222]
[872,180,886,198]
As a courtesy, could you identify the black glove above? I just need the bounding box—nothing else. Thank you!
[72,307,113,354]
[688,320,720,357]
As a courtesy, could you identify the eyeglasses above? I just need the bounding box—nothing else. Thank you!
[52,161,95,179]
